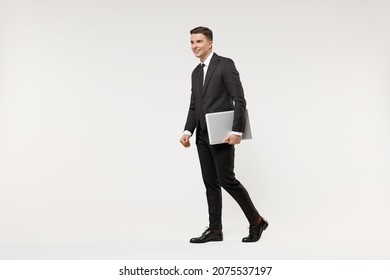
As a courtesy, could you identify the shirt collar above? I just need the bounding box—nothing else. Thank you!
[202,52,214,67]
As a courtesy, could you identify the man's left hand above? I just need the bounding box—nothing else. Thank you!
[223,134,241,145]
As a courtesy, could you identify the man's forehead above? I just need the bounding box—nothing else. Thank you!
[191,33,208,41]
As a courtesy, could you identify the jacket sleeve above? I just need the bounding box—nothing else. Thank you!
[183,74,197,134]
[223,59,247,133]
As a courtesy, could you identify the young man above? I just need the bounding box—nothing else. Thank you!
[180,26,268,243]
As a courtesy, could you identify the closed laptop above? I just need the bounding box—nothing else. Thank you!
[205,110,252,145]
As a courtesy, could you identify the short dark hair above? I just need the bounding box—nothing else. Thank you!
[190,26,213,41]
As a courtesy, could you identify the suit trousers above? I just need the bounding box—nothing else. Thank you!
[196,124,260,230]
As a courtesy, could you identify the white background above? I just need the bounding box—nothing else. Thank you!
[1,0,389,259]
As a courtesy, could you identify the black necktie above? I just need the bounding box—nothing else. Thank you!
[199,63,206,130]
[201,63,205,89]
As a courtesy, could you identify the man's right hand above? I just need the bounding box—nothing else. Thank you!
[180,134,191,148]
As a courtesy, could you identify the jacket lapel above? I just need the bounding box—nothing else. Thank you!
[202,54,219,97]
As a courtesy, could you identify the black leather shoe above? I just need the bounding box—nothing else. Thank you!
[190,228,223,243]
[242,218,269,242]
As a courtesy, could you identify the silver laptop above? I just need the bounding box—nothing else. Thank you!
[205,110,252,145]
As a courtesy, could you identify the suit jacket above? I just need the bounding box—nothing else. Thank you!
[184,53,247,135]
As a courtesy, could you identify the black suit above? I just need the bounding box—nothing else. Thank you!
[184,53,260,230]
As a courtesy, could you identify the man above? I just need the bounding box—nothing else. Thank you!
[180,26,268,243]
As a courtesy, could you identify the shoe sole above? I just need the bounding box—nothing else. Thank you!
[190,237,223,244]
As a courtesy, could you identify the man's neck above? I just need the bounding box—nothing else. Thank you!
[200,51,213,63]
